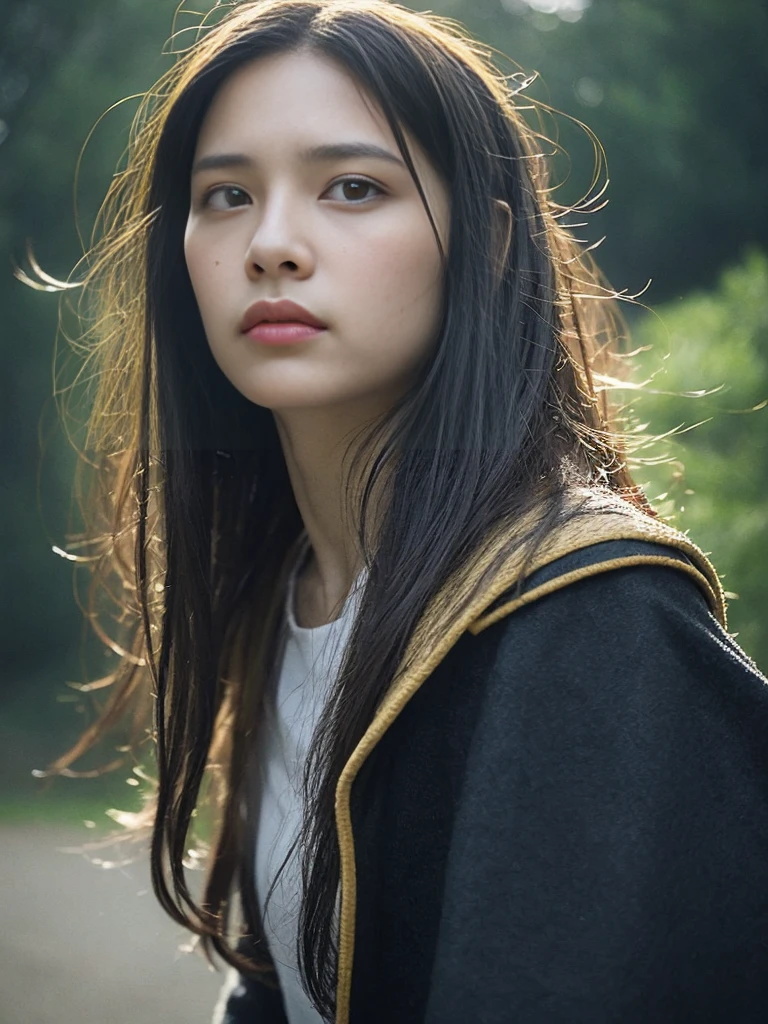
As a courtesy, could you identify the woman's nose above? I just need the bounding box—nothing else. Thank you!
[244,202,314,280]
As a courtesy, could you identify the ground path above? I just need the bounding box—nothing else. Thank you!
[1,824,227,1023]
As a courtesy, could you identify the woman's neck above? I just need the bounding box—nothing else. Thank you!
[273,404,386,615]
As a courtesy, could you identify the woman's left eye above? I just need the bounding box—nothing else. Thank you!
[325,177,384,203]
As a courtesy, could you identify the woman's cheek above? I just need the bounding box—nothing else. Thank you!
[186,239,232,319]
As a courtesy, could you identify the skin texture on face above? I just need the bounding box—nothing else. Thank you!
[184,48,451,417]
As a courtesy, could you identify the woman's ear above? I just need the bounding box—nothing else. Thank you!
[490,198,513,284]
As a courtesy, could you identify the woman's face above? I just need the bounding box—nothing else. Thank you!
[184,49,450,414]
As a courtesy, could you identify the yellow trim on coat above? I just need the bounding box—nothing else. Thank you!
[469,555,720,636]
[333,490,725,1023]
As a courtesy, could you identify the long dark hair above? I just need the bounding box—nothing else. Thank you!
[31,0,653,1018]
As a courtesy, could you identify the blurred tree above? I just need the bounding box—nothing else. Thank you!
[445,0,768,303]
[1,1,173,709]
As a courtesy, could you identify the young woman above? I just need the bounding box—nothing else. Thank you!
[32,1,768,1021]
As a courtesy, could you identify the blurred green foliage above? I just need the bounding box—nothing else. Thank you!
[633,248,768,667]
[1,0,766,801]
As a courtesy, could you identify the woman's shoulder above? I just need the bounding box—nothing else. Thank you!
[483,552,767,711]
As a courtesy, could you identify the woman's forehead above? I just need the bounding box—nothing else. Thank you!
[194,50,396,158]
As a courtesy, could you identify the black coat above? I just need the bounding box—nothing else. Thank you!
[216,501,768,1024]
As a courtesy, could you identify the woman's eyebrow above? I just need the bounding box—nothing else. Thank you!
[191,141,406,176]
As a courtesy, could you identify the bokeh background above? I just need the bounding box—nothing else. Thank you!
[1,0,766,1021]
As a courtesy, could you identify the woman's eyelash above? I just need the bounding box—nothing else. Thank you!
[199,176,385,209]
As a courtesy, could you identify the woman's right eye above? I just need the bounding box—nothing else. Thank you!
[200,186,252,210]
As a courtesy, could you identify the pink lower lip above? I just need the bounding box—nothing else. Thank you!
[245,321,325,345]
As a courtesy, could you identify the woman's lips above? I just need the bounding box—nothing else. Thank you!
[245,321,325,345]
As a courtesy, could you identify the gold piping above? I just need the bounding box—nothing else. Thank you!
[468,555,720,636]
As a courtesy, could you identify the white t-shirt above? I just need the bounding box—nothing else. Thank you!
[214,533,367,1024]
